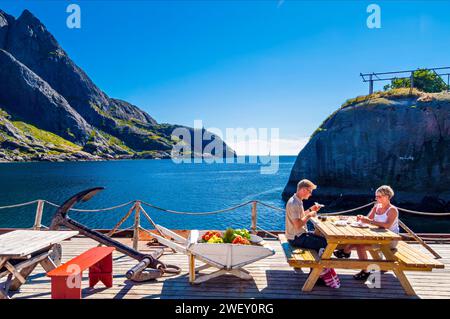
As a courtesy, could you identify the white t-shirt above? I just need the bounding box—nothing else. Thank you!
[285,194,307,240]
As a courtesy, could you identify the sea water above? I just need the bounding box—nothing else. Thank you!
[0,157,448,232]
[0,157,294,230]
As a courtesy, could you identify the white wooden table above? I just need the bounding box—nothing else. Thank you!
[0,230,78,299]
[152,225,275,284]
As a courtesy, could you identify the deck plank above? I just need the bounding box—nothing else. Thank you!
[3,236,449,299]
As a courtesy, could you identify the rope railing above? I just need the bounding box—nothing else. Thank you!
[321,202,376,215]
[43,200,135,212]
[0,197,449,251]
[139,200,253,215]
[0,200,39,210]
[397,207,450,217]
[255,201,285,212]
[0,198,449,216]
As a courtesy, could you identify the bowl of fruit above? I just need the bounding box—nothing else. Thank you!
[200,228,263,245]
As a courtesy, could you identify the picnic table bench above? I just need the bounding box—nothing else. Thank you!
[393,241,444,271]
[47,246,115,299]
[279,216,444,296]
[0,230,78,299]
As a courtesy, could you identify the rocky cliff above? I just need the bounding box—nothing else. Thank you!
[0,9,235,161]
[283,89,450,209]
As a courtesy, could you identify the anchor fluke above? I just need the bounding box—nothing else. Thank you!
[80,187,104,202]
[52,187,104,223]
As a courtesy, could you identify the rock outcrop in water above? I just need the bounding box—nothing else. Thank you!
[0,9,235,161]
[283,89,450,209]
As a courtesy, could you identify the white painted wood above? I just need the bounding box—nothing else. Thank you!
[150,233,187,254]
[0,230,78,257]
[0,252,50,279]
[189,242,275,269]
[0,230,78,299]
[157,229,276,284]
[155,224,188,244]
[188,230,200,247]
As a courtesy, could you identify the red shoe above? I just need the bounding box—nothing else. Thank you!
[320,268,340,289]
[329,268,341,287]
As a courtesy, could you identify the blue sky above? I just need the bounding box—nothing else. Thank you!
[2,0,450,154]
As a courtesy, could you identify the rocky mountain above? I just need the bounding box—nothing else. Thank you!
[0,9,235,162]
[283,89,450,209]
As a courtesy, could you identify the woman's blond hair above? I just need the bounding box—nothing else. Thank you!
[376,185,395,199]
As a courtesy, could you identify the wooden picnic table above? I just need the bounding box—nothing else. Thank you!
[306,216,417,294]
[0,230,78,299]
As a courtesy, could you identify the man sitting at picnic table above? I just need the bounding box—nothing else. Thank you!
[285,179,340,288]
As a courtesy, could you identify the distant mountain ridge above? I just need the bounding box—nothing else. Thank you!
[0,9,235,161]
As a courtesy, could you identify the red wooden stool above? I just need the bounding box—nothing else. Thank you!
[47,247,115,299]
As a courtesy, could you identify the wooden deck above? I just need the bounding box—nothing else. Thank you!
[6,236,450,299]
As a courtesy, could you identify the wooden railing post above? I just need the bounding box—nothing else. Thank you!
[133,201,141,250]
[251,201,257,234]
[33,200,44,230]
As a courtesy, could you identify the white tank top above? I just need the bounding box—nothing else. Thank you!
[374,204,399,234]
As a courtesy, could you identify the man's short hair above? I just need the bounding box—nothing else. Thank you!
[297,179,317,192]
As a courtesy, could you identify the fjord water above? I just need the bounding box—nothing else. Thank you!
[0,157,447,233]
[0,157,295,230]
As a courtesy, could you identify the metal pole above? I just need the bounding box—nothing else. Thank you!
[410,71,414,93]
[369,74,374,95]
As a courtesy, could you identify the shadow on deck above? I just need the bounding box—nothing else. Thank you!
[8,236,450,299]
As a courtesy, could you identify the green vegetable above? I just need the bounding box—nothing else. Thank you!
[233,229,251,240]
[223,228,236,243]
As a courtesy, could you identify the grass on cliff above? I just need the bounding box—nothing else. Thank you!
[12,121,82,151]
[89,102,173,147]
[0,108,9,119]
[96,130,133,153]
[341,88,422,108]
[310,88,424,140]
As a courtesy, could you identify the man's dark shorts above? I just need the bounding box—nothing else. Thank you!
[288,232,327,252]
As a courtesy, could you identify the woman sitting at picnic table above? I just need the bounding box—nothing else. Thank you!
[333,185,400,281]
